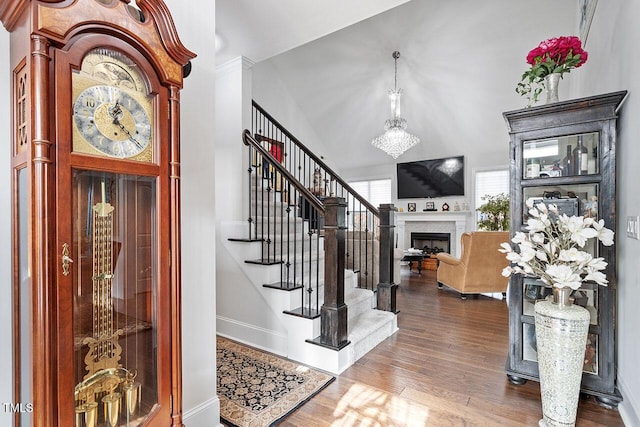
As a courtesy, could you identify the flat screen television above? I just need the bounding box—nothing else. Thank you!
[397,156,464,199]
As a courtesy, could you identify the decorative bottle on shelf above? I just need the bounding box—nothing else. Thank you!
[525,157,540,178]
[561,144,572,176]
[588,144,597,174]
[573,136,589,175]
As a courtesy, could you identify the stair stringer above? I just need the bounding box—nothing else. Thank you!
[218,221,300,356]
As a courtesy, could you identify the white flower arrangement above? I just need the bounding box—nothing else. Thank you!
[499,200,614,290]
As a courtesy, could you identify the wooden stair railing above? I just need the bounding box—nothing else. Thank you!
[241,130,349,349]
[251,100,382,291]
[237,103,399,351]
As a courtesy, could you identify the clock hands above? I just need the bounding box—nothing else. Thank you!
[108,100,144,149]
[109,100,124,124]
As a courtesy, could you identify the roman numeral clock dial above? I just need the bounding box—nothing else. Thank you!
[73,85,152,159]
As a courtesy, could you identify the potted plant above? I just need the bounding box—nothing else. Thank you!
[499,200,613,427]
[476,193,510,231]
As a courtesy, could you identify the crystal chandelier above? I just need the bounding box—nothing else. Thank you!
[371,51,420,159]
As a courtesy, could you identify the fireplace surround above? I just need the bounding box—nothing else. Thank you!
[395,212,470,258]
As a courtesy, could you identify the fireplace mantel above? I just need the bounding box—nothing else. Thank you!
[395,211,472,258]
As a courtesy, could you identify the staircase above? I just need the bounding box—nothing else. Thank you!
[224,168,397,374]
[215,99,401,374]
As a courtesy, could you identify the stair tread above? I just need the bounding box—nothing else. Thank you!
[348,309,395,339]
[228,237,263,243]
[244,259,283,265]
[263,282,304,291]
[345,286,373,304]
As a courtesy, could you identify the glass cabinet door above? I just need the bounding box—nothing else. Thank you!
[522,183,601,223]
[16,168,33,426]
[522,132,599,179]
[72,170,158,427]
[521,278,599,375]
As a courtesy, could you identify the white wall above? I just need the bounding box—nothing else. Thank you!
[252,61,339,172]
[572,1,640,424]
[214,58,252,223]
[0,27,13,427]
[165,0,220,425]
[213,57,293,355]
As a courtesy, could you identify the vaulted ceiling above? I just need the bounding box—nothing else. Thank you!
[216,0,579,173]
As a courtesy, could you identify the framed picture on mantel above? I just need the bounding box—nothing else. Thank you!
[424,201,436,211]
[408,202,416,212]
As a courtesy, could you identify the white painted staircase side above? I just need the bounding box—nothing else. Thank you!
[220,217,397,375]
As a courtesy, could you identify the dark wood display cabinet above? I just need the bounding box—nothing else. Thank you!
[3,1,194,426]
[503,91,627,408]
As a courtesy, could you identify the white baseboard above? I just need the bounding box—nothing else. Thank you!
[618,378,640,427]
[216,315,288,356]
[183,396,221,427]
[481,292,505,300]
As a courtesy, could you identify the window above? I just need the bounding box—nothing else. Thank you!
[475,169,509,224]
[348,179,391,207]
[347,179,391,231]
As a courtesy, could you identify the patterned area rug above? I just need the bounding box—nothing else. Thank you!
[217,336,334,427]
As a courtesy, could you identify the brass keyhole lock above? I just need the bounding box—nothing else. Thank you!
[62,243,73,276]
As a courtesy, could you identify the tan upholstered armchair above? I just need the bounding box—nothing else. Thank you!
[436,231,510,299]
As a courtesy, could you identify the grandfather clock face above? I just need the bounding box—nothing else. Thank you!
[72,48,154,162]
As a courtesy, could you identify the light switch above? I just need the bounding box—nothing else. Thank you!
[627,216,640,240]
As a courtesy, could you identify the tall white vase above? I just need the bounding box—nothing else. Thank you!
[534,288,590,427]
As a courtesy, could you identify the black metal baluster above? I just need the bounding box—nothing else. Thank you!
[306,207,314,315]
[363,206,370,290]
[292,187,298,290]
[316,214,321,313]
[285,135,293,288]
[299,196,306,313]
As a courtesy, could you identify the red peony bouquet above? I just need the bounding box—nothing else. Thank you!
[516,36,588,105]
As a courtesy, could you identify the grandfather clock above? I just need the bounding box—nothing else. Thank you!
[1,1,195,426]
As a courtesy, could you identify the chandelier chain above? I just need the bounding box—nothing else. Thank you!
[393,51,399,90]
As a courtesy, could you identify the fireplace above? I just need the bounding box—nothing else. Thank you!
[395,212,468,258]
[410,232,450,254]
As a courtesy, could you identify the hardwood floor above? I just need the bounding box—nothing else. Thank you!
[280,268,624,426]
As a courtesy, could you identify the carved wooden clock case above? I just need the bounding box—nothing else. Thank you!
[1,1,195,426]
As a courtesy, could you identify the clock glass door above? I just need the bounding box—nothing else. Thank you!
[72,170,158,427]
